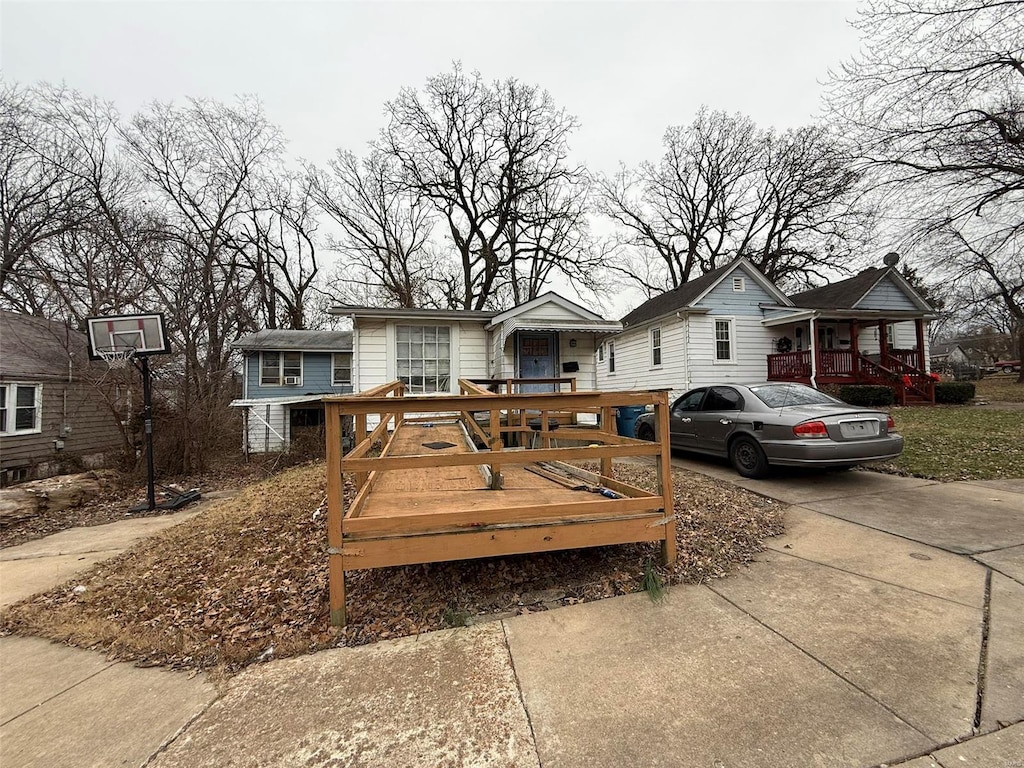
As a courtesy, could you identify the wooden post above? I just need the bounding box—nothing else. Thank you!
[489,408,503,490]
[325,403,347,627]
[601,405,614,480]
[914,318,926,370]
[850,320,860,380]
[878,319,889,361]
[354,413,367,490]
[654,393,676,564]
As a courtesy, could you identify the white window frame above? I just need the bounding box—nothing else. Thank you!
[0,383,42,435]
[714,318,736,363]
[732,276,746,292]
[650,327,662,368]
[332,352,352,386]
[608,341,616,374]
[395,324,452,394]
[598,343,604,363]
[259,351,303,386]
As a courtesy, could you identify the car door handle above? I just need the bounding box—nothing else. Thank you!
[680,417,691,423]
[719,419,732,425]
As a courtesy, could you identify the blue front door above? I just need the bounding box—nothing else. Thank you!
[518,332,557,393]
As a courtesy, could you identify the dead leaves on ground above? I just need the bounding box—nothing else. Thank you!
[1,460,782,672]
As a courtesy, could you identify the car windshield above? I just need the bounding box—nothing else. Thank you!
[749,384,841,408]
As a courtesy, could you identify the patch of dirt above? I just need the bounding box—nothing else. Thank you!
[0,460,784,672]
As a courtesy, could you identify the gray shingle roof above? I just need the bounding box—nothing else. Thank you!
[621,261,737,327]
[1,311,91,378]
[232,329,353,352]
[787,268,886,309]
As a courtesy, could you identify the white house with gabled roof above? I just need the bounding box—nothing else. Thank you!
[330,292,621,396]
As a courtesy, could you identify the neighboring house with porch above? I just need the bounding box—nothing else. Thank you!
[230,330,354,453]
[596,256,938,404]
[1,311,124,484]
[330,292,621,402]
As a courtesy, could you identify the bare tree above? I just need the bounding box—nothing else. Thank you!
[381,65,589,309]
[829,0,1023,380]
[596,109,866,294]
[0,82,112,295]
[119,96,283,471]
[239,170,321,329]
[308,149,436,308]
[828,0,1024,223]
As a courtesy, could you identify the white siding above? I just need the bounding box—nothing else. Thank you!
[458,321,490,381]
[353,318,388,392]
[687,314,774,389]
[597,318,690,400]
[244,404,288,453]
[514,302,591,323]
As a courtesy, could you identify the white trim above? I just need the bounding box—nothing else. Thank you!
[713,317,736,364]
[486,291,605,328]
[259,351,303,386]
[0,382,43,435]
[689,258,793,308]
[650,326,663,368]
[608,341,616,375]
[331,352,353,387]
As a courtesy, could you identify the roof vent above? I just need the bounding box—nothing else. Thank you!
[883,252,900,267]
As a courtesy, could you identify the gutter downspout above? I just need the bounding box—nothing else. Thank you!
[809,312,820,389]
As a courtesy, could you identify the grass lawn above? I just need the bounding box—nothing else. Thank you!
[882,404,1024,480]
[975,374,1024,403]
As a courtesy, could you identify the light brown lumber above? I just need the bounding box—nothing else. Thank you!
[339,442,660,473]
[325,405,346,627]
[341,516,667,570]
[655,395,677,564]
[344,496,662,537]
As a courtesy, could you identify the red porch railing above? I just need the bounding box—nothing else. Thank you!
[767,350,935,404]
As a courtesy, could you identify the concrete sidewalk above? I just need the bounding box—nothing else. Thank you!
[1,469,1021,767]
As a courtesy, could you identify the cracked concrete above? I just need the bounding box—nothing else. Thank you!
[1,461,1021,767]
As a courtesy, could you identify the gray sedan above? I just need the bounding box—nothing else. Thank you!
[633,382,903,478]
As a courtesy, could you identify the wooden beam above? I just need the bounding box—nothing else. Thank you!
[341,517,667,570]
[346,416,395,459]
[322,389,663,415]
[601,406,614,479]
[654,394,677,564]
[325,405,346,627]
[339,442,661,473]
[344,496,663,537]
[489,408,503,489]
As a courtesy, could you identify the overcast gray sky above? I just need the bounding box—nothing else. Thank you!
[3,0,862,174]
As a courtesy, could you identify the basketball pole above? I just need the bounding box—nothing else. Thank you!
[141,355,156,511]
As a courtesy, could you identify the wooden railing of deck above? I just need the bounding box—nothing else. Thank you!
[322,383,676,627]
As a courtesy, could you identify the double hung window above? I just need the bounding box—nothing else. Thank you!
[260,352,302,385]
[0,383,41,434]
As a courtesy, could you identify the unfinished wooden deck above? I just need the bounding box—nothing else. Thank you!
[323,381,676,627]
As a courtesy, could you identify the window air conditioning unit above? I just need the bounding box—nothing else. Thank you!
[284,376,300,386]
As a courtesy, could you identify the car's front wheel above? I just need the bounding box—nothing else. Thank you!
[729,435,770,479]
[636,423,655,442]
[1004,365,1016,374]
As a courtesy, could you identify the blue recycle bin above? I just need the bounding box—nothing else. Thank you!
[615,405,647,438]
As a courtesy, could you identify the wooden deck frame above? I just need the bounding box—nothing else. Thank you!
[323,383,675,627]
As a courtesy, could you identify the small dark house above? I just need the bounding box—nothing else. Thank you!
[0,311,124,485]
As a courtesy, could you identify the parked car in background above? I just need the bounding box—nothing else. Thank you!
[993,360,1021,374]
[633,382,904,479]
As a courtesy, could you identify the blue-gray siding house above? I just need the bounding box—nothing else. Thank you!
[597,255,938,405]
[231,330,353,453]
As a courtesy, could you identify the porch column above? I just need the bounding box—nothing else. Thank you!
[878,320,889,361]
[915,318,926,371]
[809,316,819,387]
[850,320,860,378]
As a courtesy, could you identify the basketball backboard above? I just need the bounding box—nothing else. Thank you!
[86,313,171,359]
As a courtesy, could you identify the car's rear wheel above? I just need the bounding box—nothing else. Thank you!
[729,436,770,479]
[636,423,655,441]
[1004,365,1015,374]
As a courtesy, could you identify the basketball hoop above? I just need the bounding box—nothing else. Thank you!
[96,346,137,369]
